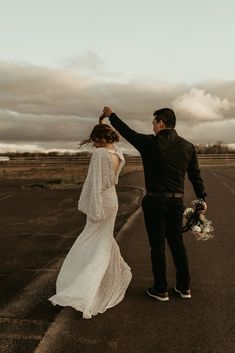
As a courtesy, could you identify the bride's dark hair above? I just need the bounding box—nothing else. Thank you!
[80,124,119,146]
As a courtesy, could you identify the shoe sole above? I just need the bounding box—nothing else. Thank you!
[174,287,191,299]
[147,289,169,302]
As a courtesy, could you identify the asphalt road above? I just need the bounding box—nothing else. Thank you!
[0,167,235,353]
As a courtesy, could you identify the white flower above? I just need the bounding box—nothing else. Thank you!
[192,225,201,233]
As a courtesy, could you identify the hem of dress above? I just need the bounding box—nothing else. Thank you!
[48,268,132,320]
[48,295,92,319]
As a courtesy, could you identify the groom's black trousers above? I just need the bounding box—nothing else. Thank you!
[142,194,190,292]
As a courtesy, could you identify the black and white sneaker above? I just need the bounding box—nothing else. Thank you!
[147,287,169,302]
[174,287,191,299]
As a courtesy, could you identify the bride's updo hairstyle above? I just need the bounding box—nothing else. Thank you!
[80,124,119,146]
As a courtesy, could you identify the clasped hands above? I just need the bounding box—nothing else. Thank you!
[99,106,113,124]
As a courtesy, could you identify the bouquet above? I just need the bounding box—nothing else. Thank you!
[182,200,214,241]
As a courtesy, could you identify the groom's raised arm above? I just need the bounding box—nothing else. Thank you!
[102,109,148,151]
[109,113,148,151]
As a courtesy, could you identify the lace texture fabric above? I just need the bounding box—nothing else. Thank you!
[49,144,132,319]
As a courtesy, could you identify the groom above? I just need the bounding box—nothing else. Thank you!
[101,106,207,301]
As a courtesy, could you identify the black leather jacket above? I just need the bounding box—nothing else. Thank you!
[109,113,207,200]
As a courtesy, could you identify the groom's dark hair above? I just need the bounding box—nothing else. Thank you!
[153,108,176,128]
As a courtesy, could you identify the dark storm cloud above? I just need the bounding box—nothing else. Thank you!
[0,61,234,151]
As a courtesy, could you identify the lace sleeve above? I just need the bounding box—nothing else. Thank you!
[78,148,113,221]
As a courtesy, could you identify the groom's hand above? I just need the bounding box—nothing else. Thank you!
[197,201,207,214]
[103,106,113,117]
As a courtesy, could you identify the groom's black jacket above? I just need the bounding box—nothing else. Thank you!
[109,113,207,200]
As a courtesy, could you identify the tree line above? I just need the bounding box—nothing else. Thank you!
[196,142,235,154]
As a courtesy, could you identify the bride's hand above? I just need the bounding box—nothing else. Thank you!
[99,113,106,124]
[99,107,113,124]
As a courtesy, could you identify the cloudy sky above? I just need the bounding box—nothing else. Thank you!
[0,0,235,153]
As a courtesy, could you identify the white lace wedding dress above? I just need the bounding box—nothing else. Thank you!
[49,144,132,319]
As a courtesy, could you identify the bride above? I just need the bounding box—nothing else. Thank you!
[49,119,132,319]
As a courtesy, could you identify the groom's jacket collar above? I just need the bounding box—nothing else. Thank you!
[156,128,178,138]
[154,128,182,150]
